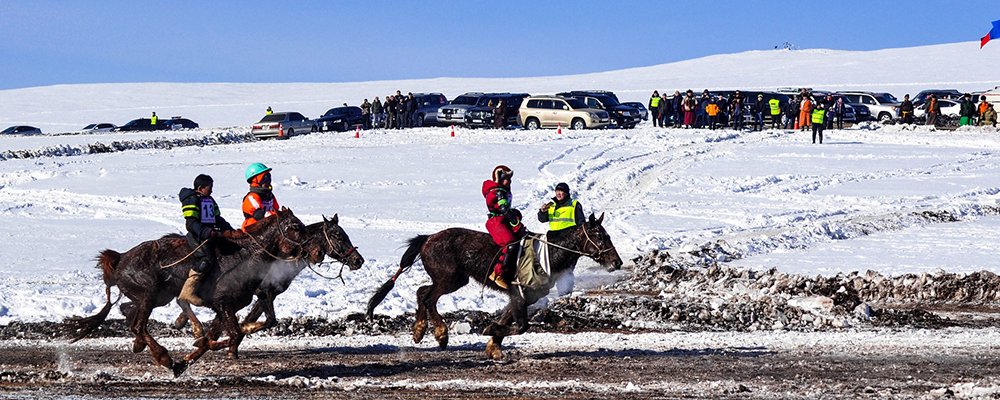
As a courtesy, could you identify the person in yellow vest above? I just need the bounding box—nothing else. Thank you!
[266,106,273,115]
[150,112,158,126]
[768,97,782,129]
[649,91,662,127]
[811,103,826,144]
[537,182,585,295]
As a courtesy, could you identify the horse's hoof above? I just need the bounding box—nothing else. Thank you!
[436,336,449,350]
[132,340,147,354]
[485,339,503,360]
[172,360,189,378]
[412,320,427,344]
[433,325,448,349]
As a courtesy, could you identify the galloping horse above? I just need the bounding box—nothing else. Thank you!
[65,208,307,376]
[170,214,365,341]
[367,213,623,359]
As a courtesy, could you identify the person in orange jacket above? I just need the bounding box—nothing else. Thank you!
[706,98,721,130]
[799,94,813,131]
[242,162,280,230]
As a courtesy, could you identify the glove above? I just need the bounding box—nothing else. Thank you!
[540,201,553,211]
[497,198,510,214]
[207,228,221,239]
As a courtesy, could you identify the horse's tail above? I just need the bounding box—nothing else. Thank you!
[63,250,123,343]
[366,234,428,319]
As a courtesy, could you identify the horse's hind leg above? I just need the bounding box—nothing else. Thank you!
[412,285,432,344]
[426,275,468,349]
[120,302,146,353]
[175,299,205,339]
[133,300,181,375]
[241,293,275,335]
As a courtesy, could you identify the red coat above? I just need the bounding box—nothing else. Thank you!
[482,180,521,246]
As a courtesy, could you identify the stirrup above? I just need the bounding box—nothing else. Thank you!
[488,271,509,290]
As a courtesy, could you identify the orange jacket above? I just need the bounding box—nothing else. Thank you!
[706,103,720,116]
[980,101,990,116]
[241,191,280,230]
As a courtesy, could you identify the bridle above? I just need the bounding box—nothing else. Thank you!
[321,219,358,262]
[531,224,613,259]
[245,212,307,262]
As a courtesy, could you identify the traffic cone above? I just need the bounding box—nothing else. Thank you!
[557,123,562,135]
[450,125,455,137]
[793,117,799,130]
[355,125,360,138]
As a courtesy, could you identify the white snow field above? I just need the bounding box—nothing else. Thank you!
[1,41,1000,326]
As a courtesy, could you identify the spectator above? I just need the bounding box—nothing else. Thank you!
[832,97,846,130]
[979,96,991,124]
[385,95,397,129]
[371,96,384,128]
[959,93,976,126]
[695,91,709,128]
[799,94,812,131]
[706,97,720,130]
[494,99,506,129]
[683,90,696,128]
[925,94,940,127]
[811,103,826,144]
[360,99,372,129]
[265,106,273,116]
[899,94,914,124]
[981,104,997,127]
[768,96,782,129]
[394,90,405,129]
[752,94,767,131]
[649,91,661,127]
[405,93,416,128]
[672,91,684,128]
[784,96,799,130]
[730,91,745,130]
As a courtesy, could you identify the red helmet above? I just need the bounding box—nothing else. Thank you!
[492,165,512,183]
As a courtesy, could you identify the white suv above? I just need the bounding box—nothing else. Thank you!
[838,91,901,123]
[518,96,610,130]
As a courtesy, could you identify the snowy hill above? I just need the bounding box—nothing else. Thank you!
[2,41,999,134]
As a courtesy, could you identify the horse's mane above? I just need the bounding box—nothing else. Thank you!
[159,233,185,241]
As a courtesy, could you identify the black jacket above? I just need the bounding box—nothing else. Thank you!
[537,197,585,228]
[179,188,233,241]
[899,100,914,113]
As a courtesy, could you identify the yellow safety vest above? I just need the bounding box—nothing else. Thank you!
[768,98,781,115]
[650,97,661,108]
[811,108,825,124]
[547,200,578,231]
[151,115,158,125]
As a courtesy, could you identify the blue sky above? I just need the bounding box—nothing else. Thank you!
[0,1,996,90]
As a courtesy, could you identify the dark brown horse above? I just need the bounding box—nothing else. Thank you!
[171,214,365,339]
[64,208,307,377]
[367,213,623,359]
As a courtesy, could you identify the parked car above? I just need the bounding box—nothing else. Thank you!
[315,106,364,132]
[81,123,116,133]
[518,96,610,130]
[557,90,641,128]
[1,125,41,135]
[464,93,530,129]
[436,92,487,127]
[914,98,962,120]
[250,112,316,139]
[410,93,449,127]
[837,91,901,123]
[114,118,170,132]
[621,102,649,121]
[913,89,963,107]
[164,117,199,130]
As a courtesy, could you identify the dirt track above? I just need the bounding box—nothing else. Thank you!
[3,327,1000,399]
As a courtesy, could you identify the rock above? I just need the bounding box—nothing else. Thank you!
[853,303,872,321]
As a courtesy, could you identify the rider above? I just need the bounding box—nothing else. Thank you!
[537,182,585,295]
[483,165,524,289]
[178,174,235,306]
[241,162,280,230]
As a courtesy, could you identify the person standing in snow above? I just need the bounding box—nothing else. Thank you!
[371,96,384,128]
[768,96,783,129]
[959,93,976,126]
[178,174,235,306]
[648,91,661,127]
[695,91,709,129]
[683,90,696,128]
[241,162,280,231]
[730,91,745,130]
[979,96,991,124]
[925,95,940,126]
[360,99,372,129]
[784,96,799,130]
[483,165,524,289]
[706,97,720,130]
[832,97,846,130]
[899,94,914,124]
[753,94,767,131]
[672,91,684,128]
[799,94,812,132]
[494,99,506,129]
[981,104,997,127]
[658,93,671,127]
[811,103,826,144]
[151,112,158,127]
[405,93,417,128]
[537,182,585,296]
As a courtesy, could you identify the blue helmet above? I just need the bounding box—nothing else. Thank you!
[245,162,272,182]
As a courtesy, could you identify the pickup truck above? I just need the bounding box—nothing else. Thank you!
[251,112,317,139]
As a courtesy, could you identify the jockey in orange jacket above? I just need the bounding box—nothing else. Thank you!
[483,165,524,289]
[242,162,280,230]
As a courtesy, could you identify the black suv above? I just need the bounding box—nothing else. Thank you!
[412,93,449,127]
[115,118,170,132]
[464,93,530,128]
[315,106,365,131]
[165,118,199,129]
[556,90,641,128]
[913,89,964,107]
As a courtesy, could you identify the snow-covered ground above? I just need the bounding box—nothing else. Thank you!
[1,41,999,326]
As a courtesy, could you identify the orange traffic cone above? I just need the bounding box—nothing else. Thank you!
[355,125,360,138]
[793,117,799,130]
[450,125,455,137]
[557,123,562,134]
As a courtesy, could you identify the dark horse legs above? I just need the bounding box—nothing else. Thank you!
[128,298,184,375]
[413,274,469,349]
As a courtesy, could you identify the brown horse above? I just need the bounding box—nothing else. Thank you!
[171,214,365,342]
[367,213,623,359]
[64,208,307,377]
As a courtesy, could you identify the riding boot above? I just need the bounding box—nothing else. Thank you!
[489,243,518,290]
[179,269,204,306]
[500,242,522,286]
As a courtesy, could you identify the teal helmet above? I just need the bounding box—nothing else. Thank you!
[245,162,272,182]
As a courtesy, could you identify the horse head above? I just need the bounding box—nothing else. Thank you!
[580,212,624,272]
[237,206,307,259]
[317,214,365,270]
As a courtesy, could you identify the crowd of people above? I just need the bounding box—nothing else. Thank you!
[356,90,422,130]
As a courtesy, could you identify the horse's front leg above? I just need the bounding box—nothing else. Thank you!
[176,299,205,339]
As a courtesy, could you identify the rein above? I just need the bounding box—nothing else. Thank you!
[528,225,612,259]
[159,239,208,269]
[245,229,303,262]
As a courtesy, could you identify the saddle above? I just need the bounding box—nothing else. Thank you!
[513,235,551,289]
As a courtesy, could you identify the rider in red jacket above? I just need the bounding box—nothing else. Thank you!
[483,165,524,289]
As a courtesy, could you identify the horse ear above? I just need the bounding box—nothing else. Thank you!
[322,214,329,223]
[332,213,339,225]
[597,212,604,225]
[588,213,596,224]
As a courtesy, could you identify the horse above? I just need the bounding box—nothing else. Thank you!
[64,208,307,377]
[366,212,623,360]
[170,214,365,342]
